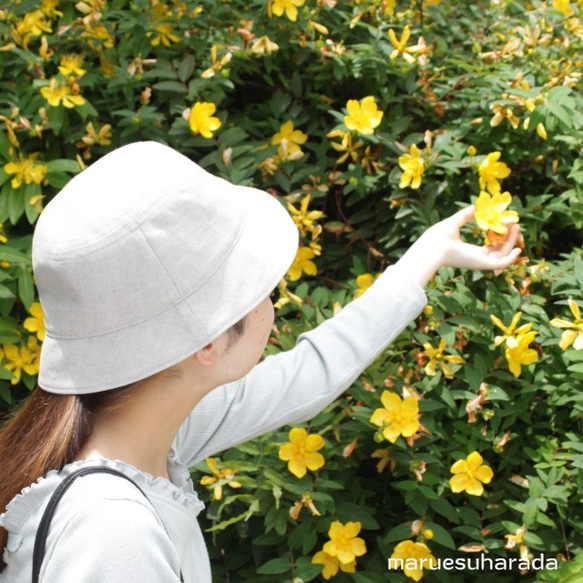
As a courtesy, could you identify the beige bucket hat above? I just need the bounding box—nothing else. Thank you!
[32,141,298,394]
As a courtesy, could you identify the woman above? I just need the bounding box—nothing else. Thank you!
[0,141,520,582]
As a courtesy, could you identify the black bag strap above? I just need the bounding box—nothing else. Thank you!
[32,466,184,583]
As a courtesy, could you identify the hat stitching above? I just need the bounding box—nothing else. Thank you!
[42,205,248,341]
[38,266,290,394]
[34,179,177,259]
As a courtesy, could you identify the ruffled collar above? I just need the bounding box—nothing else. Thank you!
[0,451,204,534]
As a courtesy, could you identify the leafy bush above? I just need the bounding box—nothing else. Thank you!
[1,0,582,581]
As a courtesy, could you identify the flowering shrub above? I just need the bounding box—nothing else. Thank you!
[1,0,583,581]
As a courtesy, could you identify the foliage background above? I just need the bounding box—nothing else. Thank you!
[1,0,583,581]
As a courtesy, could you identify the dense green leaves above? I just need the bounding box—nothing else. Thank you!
[1,0,583,581]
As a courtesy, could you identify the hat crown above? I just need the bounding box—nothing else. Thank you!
[33,142,244,338]
[32,141,298,393]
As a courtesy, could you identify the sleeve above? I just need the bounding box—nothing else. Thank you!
[41,498,182,583]
[174,265,427,468]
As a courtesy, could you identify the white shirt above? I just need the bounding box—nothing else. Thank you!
[0,266,426,582]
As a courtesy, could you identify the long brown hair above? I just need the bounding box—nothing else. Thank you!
[0,384,138,569]
[0,314,247,569]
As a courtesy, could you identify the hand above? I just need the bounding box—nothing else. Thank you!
[396,206,522,287]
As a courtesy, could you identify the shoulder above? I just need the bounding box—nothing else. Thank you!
[40,474,182,581]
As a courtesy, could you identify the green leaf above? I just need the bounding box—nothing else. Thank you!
[335,501,379,529]
[177,54,195,82]
[0,366,16,381]
[545,102,573,129]
[18,267,34,311]
[46,105,65,135]
[152,80,187,93]
[8,187,25,224]
[0,317,20,343]
[0,283,14,300]
[0,132,12,161]
[205,499,259,532]
[293,557,321,582]
[256,557,290,575]
[384,523,412,543]
[218,127,248,148]
[0,246,31,265]
[46,159,82,174]
[424,522,456,550]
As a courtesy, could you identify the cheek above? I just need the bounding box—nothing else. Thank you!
[256,300,274,345]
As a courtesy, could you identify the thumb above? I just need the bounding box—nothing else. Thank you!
[446,205,476,229]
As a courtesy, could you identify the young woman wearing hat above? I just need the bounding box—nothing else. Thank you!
[0,142,520,582]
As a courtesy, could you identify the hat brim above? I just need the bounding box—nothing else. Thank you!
[38,185,298,394]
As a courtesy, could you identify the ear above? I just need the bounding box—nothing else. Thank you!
[193,342,219,367]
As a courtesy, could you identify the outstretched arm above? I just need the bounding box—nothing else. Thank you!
[174,207,521,467]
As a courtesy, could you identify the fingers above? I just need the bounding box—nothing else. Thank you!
[484,246,522,270]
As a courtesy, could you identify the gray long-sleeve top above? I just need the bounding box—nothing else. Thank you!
[0,265,427,582]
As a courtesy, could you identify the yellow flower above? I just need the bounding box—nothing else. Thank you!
[474,190,519,237]
[77,121,113,151]
[490,311,526,346]
[272,121,308,160]
[273,277,303,310]
[287,194,323,237]
[534,120,548,140]
[251,35,279,55]
[15,10,52,49]
[387,25,426,64]
[449,451,494,496]
[41,0,63,18]
[287,247,317,281]
[82,23,115,49]
[328,129,364,164]
[312,550,356,580]
[323,521,367,565]
[0,223,7,244]
[58,54,86,77]
[2,342,38,384]
[371,449,394,473]
[4,155,48,189]
[478,152,511,194]
[188,102,222,138]
[390,540,437,581]
[467,145,477,156]
[505,330,539,377]
[278,427,325,478]
[504,525,526,550]
[553,0,574,16]
[39,36,53,60]
[40,78,86,108]
[26,336,41,376]
[491,313,538,377]
[344,96,384,136]
[504,525,530,561]
[23,302,45,342]
[147,23,180,46]
[398,144,425,189]
[271,0,306,22]
[550,298,583,350]
[353,273,380,298]
[490,104,520,130]
[422,338,465,379]
[199,458,242,500]
[370,391,419,444]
